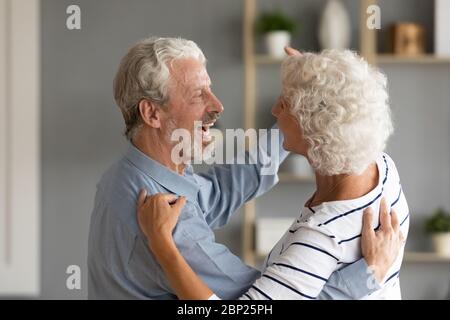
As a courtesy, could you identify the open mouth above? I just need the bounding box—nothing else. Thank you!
[201,121,215,142]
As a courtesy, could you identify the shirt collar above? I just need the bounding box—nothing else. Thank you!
[125,143,200,202]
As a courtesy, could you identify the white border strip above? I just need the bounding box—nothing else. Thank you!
[0,0,41,296]
[0,0,8,267]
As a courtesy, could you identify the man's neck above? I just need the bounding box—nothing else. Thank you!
[132,131,186,175]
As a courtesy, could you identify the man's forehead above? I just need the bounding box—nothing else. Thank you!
[170,58,210,87]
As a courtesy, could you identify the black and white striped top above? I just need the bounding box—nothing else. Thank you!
[240,153,409,300]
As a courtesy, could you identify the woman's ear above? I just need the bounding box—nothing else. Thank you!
[138,99,161,128]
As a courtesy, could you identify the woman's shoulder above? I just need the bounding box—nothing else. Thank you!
[380,152,400,181]
[294,204,360,241]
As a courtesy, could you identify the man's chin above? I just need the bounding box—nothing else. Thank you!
[201,139,216,162]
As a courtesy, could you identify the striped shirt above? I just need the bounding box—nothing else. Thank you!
[240,153,410,300]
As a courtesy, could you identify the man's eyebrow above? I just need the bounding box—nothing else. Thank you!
[189,87,203,94]
[192,84,211,91]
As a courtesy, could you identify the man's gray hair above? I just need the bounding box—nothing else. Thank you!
[113,37,206,141]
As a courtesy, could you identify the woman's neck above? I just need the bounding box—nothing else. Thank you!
[307,162,379,207]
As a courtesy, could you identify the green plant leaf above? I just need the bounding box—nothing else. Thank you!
[255,10,299,35]
[425,208,450,233]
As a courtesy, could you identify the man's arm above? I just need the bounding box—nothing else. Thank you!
[319,200,405,299]
[198,124,289,229]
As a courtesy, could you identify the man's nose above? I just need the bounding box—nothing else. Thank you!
[207,92,224,114]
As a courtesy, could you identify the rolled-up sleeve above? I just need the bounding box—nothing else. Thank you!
[318,259,381,300]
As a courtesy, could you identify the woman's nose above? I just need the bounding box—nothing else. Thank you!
[272,103,280,117]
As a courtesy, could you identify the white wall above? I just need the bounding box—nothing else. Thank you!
[0,0,40,296]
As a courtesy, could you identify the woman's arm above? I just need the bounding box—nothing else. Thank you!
[137,191,404,300]
[137,190,214,300]
[138,189,340,300]
[150,230,214,299]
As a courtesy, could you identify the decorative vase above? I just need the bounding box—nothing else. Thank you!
[435,0,450,55]
[389,23,425,56]
[265,31,291,58]
[318,0,351,50]
[431,233,450,257]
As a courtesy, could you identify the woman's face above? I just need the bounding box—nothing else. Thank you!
[271,97,309,156]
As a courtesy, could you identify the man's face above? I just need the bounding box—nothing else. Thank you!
[161,58,223,154]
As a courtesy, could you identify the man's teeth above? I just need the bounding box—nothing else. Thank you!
[201,124,213,141]
[201,122,215,132]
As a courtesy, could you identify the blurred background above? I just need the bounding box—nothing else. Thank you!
[1,0,450,299]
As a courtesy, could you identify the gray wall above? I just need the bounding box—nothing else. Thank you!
[41,0,450,299]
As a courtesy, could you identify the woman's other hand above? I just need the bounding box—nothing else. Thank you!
[284,46,302,56]
[137,190,186,247]
[361,198,405,284]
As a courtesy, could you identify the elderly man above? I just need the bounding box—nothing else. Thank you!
[88,37,401,299]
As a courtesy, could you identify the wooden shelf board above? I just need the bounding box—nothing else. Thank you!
[255,54,450,65]
[403,252,450,263]
[376,54,450,64]
[254,55,284,64]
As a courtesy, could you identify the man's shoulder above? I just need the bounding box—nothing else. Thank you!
[92,156,161,227]
[97,156,159,194]
[99,156,137,183]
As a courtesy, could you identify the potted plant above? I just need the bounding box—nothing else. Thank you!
[256,10,298,58]
[425,208,450,256]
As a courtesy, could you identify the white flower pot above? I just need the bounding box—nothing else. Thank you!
[431,233,450,257]
[265,31,291,58]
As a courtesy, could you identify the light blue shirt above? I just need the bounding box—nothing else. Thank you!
[88,128,379,299]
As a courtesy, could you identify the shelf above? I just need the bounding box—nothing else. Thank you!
[376,54,450,64]
[278,173,315,183]
[254,54,284,64]
[242,0,450,269]
[254,54,450,65]
[403,252,450,263]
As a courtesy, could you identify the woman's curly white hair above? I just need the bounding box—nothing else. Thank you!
[281,50,393,175]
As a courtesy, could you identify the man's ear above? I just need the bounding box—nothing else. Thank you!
[138,99,162,128]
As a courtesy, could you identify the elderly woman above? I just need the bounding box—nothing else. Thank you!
[137,50,409,299]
